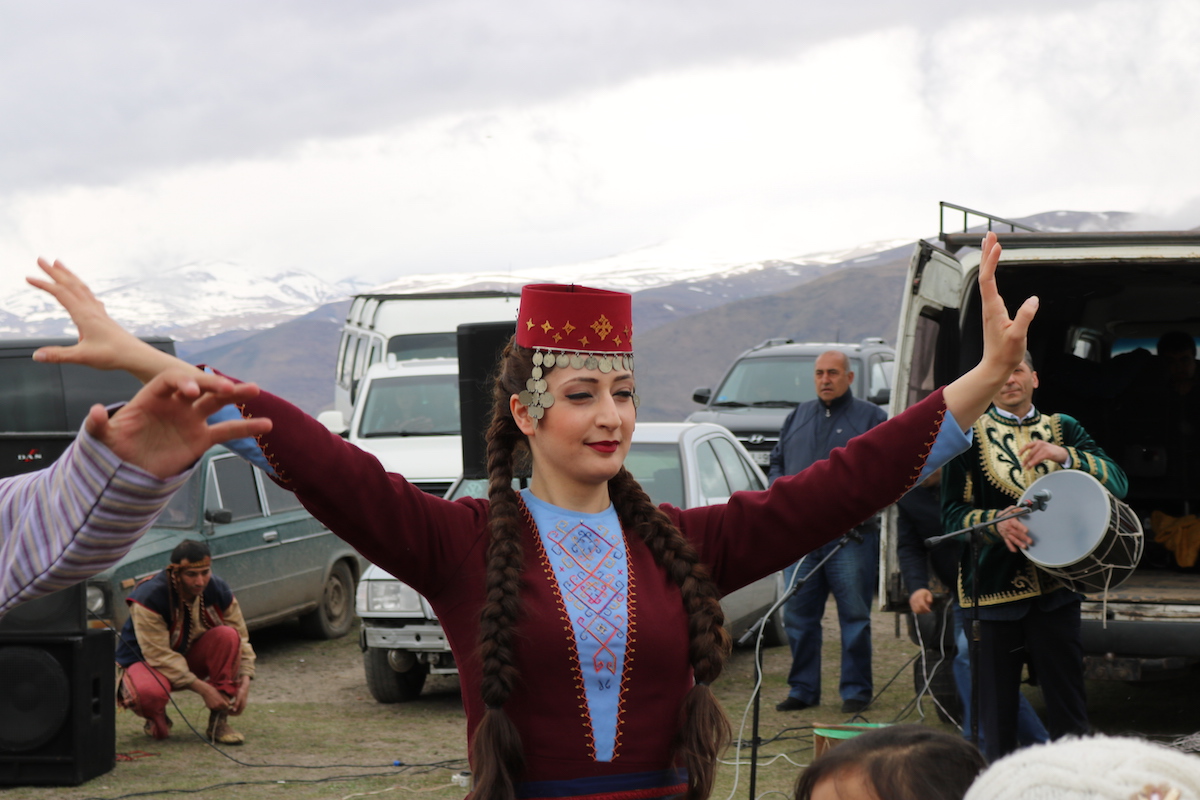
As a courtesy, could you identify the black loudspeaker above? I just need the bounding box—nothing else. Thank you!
[0,629,116,786]
[458,321,517,480]
[0,583,87,636]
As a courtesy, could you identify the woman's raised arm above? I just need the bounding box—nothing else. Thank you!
[941,232,1038,430]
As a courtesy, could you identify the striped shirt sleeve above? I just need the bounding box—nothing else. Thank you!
[0,426,195,617]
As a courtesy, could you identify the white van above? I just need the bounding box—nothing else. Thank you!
[886,202,1200,703]
[333,291,519,420]
[324,358,463,497]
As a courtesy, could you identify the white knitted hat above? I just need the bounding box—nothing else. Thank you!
[964,736,1200,800]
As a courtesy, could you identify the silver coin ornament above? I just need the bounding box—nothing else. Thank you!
[521,347,636,426]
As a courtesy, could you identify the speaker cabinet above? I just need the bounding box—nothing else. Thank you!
[0,629,116,786]
[457,321,517,480]
[0,583,87,636]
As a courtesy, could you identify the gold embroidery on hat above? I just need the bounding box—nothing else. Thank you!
[613,335,623,347]
[563,321,576,335]
[541,320,553,334]
[525,318,535,330]
[552,332,563,343]
[579,335,591,348]
[591,315,613,340]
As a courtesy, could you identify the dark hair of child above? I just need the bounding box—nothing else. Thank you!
[794,724,986,800]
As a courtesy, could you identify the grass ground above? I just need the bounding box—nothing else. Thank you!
[6,607,1198,800]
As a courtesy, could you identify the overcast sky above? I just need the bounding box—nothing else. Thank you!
[2,0,1198,300]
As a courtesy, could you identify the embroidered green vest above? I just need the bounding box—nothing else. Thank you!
[942,408,1127,607]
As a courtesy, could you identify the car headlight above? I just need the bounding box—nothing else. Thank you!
[357,580,424,613]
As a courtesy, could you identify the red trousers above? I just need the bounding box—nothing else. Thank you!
[120,625,242,721]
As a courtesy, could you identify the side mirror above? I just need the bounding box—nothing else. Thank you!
[317,410,349,437]
[204,508,234,525]
[870,388,891,405]
[692,387,712,405]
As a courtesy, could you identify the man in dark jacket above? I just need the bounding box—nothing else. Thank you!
[115,539,255,745]
[768,350,886,713]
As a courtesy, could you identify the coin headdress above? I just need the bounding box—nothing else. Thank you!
[514,283,638,427]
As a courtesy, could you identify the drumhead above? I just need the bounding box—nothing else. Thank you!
[1020,470,1113,569]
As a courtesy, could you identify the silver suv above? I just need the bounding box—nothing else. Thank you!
[687,338,895,468]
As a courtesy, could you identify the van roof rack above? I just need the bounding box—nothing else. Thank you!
[938,201,1200,253]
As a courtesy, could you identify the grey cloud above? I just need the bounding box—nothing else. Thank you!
[0,0,1101,193]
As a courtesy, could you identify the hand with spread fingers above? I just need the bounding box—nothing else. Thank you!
[27,257,191,381]
[89,369,272,478]
[942,232,1040,430]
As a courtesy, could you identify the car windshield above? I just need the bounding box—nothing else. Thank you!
[386,332,458,361]
[358,375,461,437]
[448,442,685,508]
[713,355,863,406]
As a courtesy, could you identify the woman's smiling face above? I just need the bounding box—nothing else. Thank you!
[512,364,637,509]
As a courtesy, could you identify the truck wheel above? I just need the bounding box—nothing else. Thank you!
[299,561,356,640]
[363,647,428,703]
[912,650,962,725]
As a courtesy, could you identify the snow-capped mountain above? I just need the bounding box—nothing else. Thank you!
[0,261,361,340]
[0,238,908,341]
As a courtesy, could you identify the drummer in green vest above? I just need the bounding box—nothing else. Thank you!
[942,351,1127,763]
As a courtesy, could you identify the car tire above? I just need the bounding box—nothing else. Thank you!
[299,561,356,640]
[363,647,428,703]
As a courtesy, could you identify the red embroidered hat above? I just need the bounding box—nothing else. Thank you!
[514,284,638,424]
[516,284,633,355]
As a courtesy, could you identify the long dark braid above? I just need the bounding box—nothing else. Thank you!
[471,341,530,800]
[607,467,732,800]
[472,341,731,800]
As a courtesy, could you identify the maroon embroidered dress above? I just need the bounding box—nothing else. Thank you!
[230,384,949,799]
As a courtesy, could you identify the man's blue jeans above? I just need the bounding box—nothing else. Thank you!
[953,604,1049,749]
[782,531,877,705]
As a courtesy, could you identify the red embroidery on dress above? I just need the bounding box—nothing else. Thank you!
[614,550,634,760]
[522,497,596,760]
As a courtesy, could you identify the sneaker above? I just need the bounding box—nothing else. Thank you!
[775,696,814,712]
[143,713,172,740]
[206,710,245,745]
[841,698,870,714]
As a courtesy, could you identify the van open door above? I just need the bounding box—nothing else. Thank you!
[880,239,966,610]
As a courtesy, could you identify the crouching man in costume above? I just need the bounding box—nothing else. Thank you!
[115,539,255,744]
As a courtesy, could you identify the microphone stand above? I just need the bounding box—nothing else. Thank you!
[741,529,864,800]
[924,500,1045,749]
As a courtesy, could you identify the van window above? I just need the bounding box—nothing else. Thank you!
[341,336,359,385]
[906,314,941,407]
[358,374,461,437]
[367,340,382,369]
[353,335,370,380]
[336,332,353,386]
[0,359,67,432]
[386,332,459,361]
